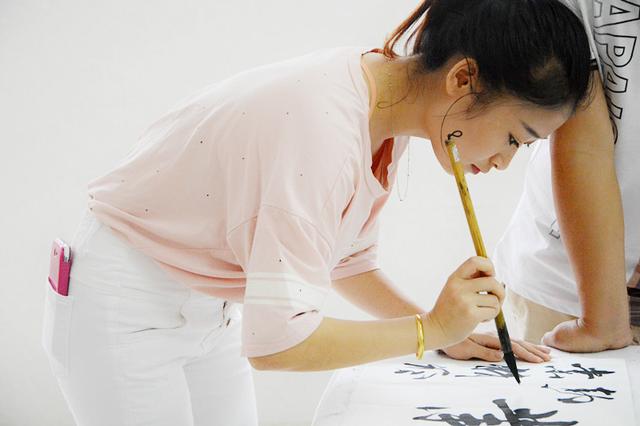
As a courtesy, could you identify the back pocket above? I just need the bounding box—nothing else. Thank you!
[42,282,74,377]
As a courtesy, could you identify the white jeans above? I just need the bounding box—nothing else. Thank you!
[42,211,258,426]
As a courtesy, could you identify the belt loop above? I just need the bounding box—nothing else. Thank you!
[221,300,231,327]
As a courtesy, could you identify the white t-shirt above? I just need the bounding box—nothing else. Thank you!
[494,0,640,316]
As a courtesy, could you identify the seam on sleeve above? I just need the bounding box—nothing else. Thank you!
[259,204,333,251]
[226,215,259,236]
[227,152,354,243]
[225,204,333,253]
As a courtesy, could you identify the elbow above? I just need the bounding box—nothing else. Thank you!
[248,351,294,371]
[244,314,325,371]
[248,355,276,371]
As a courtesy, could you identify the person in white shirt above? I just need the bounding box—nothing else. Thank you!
[494,0,640,351]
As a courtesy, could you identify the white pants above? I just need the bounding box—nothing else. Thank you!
[42,211,258,426]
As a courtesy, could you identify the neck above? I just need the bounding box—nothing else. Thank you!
[363,54,437,155]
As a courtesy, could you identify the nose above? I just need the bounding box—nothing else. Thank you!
[491,148,517,171]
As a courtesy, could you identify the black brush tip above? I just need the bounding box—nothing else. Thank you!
[504,352,520,384]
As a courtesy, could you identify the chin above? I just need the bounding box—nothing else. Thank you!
[439,162,454,175]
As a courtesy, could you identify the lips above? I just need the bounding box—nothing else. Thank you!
[471,164,481,175]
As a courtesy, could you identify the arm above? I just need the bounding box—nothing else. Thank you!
[332,268,425,318]
[543,72,633,351]
[249,257,503,371]
[249,315,438,371]
[332,268,551,363]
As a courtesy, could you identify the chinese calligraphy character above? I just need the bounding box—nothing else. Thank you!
[455,364,530,379]
[414,398,578,425]
[394,363,451,380]
[545,363,614,380]
[542,384,616,404]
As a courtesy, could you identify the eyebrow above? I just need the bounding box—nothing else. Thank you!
[520,120,542,139]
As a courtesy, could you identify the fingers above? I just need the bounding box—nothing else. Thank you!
[468,277,505,304]
[473,293,500,310]
[512,340,552,362]
[468,333,502,350]
[476,306,500,322]
[471,333,552,363]
[436,257,503,345]
[454,256,495,280]
[466,339,504,361]
[471,342,504,362]
[448,276,505,323]
[465,278,505,323]
[472,294,500,322]
[446,338,503,362]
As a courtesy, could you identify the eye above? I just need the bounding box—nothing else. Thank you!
[509,134,521,148]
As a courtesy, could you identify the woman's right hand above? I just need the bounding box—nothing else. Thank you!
[424,256,505,349]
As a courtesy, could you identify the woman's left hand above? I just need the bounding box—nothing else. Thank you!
[441,333,552,363]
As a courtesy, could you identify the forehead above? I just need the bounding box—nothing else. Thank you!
[492,100,572,137]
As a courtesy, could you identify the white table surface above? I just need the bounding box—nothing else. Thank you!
[312,346,640,426]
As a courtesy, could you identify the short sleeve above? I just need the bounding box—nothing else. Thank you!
[330,223,380,281]
[227,205,333,357]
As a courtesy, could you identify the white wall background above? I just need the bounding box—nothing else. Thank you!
[0,1,533,425]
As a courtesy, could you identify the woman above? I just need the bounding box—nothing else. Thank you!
[42,0,593,424]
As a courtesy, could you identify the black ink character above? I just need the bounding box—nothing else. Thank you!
[545,363,614,380]
[394,363,451,380]
[414,398,578,425]
[542,384,616,404]
[455,364,530,379]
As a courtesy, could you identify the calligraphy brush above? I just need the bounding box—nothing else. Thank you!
[444,136,520,384]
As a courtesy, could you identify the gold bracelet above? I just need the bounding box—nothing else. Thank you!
[414,314,424,360]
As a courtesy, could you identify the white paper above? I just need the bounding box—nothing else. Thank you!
[325,355,636,426]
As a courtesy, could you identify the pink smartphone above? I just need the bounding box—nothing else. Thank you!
[48,238,72,296]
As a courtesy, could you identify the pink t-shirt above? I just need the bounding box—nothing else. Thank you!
[87,47,409,357]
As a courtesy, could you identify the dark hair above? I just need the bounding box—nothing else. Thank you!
[383,0,593,112]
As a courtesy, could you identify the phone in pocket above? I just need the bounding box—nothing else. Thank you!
[48,238,72,296]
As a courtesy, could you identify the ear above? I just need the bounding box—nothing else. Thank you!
[445,57,479,97]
